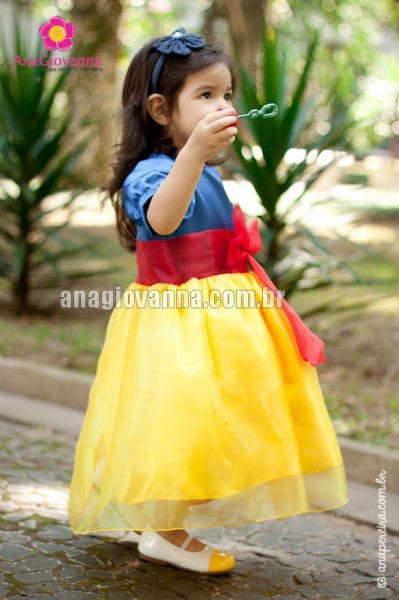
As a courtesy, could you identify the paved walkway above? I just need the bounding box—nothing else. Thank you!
[0,415,398,599]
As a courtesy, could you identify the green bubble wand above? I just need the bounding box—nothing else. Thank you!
[237,103,278,120]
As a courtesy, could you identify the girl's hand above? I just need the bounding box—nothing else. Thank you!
[184,108,238,164]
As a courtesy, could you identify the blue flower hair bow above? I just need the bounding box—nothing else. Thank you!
[148,27,206,95]
[153,27,205,56]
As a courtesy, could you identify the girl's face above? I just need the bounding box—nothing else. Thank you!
[168,62,235,152]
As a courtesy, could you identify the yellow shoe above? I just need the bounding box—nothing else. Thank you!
[138,531,235,574]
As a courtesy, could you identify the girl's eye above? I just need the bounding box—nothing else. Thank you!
[201,92,233,100]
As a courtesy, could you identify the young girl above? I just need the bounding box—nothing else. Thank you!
[68,27,348,575]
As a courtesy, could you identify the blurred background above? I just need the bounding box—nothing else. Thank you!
[0,0,398,450]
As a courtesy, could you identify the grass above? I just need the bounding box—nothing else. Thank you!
[0,206,398,450]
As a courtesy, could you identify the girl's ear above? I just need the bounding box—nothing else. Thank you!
[147,94,170,126]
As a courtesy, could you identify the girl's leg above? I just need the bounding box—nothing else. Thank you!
[156,498,212,551]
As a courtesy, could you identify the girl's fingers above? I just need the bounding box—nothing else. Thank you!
[206,108,237,125]
[213,131,237,143]
[215,126,238,138]
[210,117,238,133]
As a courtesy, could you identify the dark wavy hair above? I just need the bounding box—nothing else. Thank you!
[102,36,237,252]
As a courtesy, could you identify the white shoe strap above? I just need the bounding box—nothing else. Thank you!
[180,533,194,550]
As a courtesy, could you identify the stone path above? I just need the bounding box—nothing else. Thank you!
[0,416,398,599]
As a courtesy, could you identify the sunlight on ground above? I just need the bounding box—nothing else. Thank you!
[41,191,116,227]
[343,224,397,244]
[39,181,399,231]
[4,482,69,521]
[367,296,399,315]
[2,482,133,539]
[223,180,266,216]
[8,157,394,232]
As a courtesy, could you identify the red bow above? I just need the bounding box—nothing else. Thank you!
[228,203,327,367]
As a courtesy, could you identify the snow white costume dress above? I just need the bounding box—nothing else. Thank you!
[68,150,348,534]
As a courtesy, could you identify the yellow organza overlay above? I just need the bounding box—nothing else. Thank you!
[68,272,348,533]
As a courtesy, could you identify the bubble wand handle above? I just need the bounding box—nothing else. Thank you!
[237,103,278,119]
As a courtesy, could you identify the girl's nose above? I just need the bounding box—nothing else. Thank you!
[217,101,232,111]
[217,106,237,114]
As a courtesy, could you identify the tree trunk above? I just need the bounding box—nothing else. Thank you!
[12,232,31,316]
[202,1,268,177]
[66,0,123,188]
[204,0,267,80]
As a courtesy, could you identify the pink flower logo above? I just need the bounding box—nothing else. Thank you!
[39,16,75,52]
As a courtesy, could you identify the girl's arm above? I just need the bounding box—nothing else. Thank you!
[147,107,237,235]
[146,146,203,236]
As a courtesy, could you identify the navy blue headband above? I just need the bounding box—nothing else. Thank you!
[148,27,206,96]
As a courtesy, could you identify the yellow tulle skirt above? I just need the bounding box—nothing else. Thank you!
[68,271,348,533]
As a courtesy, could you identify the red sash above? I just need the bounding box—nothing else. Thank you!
[135,203,327,367]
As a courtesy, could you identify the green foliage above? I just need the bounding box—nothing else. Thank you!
[231,27,359,298]
[0,13,113,314]
[272,0,398,152]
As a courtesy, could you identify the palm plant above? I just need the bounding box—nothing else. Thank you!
[231,27,359,299]
[0,12,114,314]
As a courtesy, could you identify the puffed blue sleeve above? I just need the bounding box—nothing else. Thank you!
[122,168,196,238]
